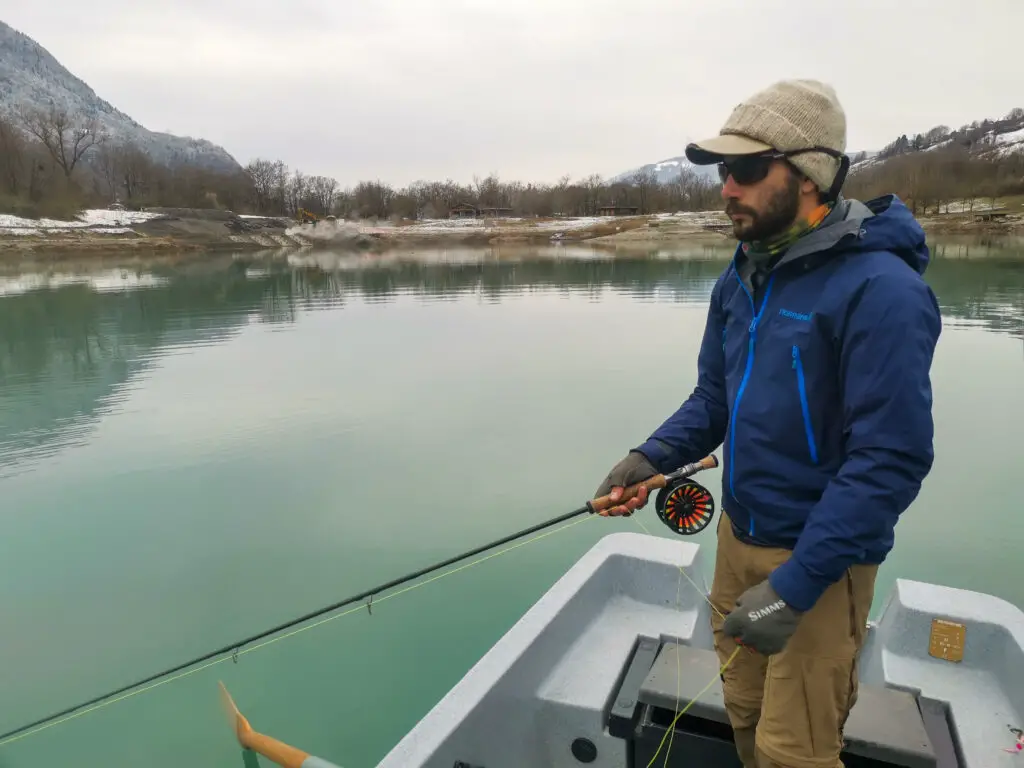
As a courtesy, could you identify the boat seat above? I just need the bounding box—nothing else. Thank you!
[614,640,949,768]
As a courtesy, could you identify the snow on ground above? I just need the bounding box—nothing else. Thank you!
[350,216,619,234]
[995,127,1024,146]
[654,210,729,226]
[352,217,486,234]
[0,208,162,234]
[532,216,612,230]
[78,209,163,226]
[937,199,1006,214]
[993,127,1024,157]
[339,212,737,237]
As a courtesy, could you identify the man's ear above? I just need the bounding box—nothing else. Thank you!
[799,175,819,197]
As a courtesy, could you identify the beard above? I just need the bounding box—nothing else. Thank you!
[725,172,801,242]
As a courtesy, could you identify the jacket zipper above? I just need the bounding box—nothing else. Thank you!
[792,346,819,463]
[729,272,775,537]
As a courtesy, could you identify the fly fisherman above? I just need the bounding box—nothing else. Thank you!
[593,79,942,768]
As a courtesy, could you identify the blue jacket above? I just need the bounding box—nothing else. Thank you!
[635,194,942,612]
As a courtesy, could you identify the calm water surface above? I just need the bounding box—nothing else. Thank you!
[0,238,1022,767]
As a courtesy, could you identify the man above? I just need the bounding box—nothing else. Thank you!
[593,79,942,768]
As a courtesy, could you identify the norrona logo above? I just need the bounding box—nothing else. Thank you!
[747,600,786,621]
[779,308,812,322]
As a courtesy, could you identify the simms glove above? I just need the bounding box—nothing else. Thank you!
[593,450,658,517]
[721,579,802,656]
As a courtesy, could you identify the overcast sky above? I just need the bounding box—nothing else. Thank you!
[5,1,1022,188]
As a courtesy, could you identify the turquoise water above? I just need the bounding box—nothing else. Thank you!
[0,240,1021,767]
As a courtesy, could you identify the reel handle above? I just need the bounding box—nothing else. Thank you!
[586,454,718,514]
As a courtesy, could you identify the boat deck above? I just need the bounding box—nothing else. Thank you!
[379,531,1024,767]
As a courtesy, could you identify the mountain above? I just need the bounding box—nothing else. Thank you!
[610,155,720,186]
[851,109,1024,173]
[0,20,240,173]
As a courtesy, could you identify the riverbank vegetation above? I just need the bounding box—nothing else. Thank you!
[1,107,1022,227]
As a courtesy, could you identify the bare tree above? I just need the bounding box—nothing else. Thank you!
[94,143,120,200]
[117,143,152,202]
[308,175,338,215]
[245,159,279,213]
[353,180,394,219]
[629,167,658,214]
[18,106,107,179]
[0,116,27,195]
[286,170,309,215]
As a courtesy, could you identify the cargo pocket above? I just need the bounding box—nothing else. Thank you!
[760,655,853,767]
[758,658,816,764]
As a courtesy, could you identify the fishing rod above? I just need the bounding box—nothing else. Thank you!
[0,453,718,744]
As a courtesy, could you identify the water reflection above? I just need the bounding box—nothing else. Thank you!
[0,243,1021,765]
[1,244,1021,478]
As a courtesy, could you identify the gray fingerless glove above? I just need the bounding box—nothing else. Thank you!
[594,450,658,498]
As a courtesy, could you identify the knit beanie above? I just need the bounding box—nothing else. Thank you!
[686,79,847,194]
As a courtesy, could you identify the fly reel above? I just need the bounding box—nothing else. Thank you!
[654,477,715,535]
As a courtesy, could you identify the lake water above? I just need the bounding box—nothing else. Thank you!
[0,237,1022,767]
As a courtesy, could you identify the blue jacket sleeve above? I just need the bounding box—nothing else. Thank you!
[634,275,729,473]
[769,270,942,612]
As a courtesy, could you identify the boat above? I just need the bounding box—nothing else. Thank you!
[220,529,1024,767]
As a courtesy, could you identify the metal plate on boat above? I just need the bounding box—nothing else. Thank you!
[927,618,965,662]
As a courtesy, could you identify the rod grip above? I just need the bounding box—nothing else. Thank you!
[586,454,718,514]
[587,474,667,514]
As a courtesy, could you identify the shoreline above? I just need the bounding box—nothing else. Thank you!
[1,206,1021,262]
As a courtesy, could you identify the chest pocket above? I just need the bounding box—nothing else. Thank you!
[768,309,822,464]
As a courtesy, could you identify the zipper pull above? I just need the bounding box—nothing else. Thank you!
[792,345,798,369]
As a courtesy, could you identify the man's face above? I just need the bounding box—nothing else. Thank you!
[720,157,801,242]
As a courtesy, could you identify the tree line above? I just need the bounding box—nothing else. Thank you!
[0,107,254,219]
[844,106,1024,215]
[1,104,1022,222]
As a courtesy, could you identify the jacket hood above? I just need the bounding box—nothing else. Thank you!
[841,194,931,275]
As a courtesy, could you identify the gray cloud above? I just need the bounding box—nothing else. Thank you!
[5,0,1022,187]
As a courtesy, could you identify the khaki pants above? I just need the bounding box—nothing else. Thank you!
[709,511,877,768]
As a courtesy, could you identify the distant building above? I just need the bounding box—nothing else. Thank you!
[450,203,478,218]
[597,205,640,216]
[479,206,514,217]
[973,211,1010,222]
[449,203,515,219]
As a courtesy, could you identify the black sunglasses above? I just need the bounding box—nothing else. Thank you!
[716,146,851,201]
[717,153,785,186]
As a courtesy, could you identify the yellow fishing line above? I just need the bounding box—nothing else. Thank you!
[628,515,738,768]
[647,647,741,768]
[0,513,597,750]
[1,505,740,762]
